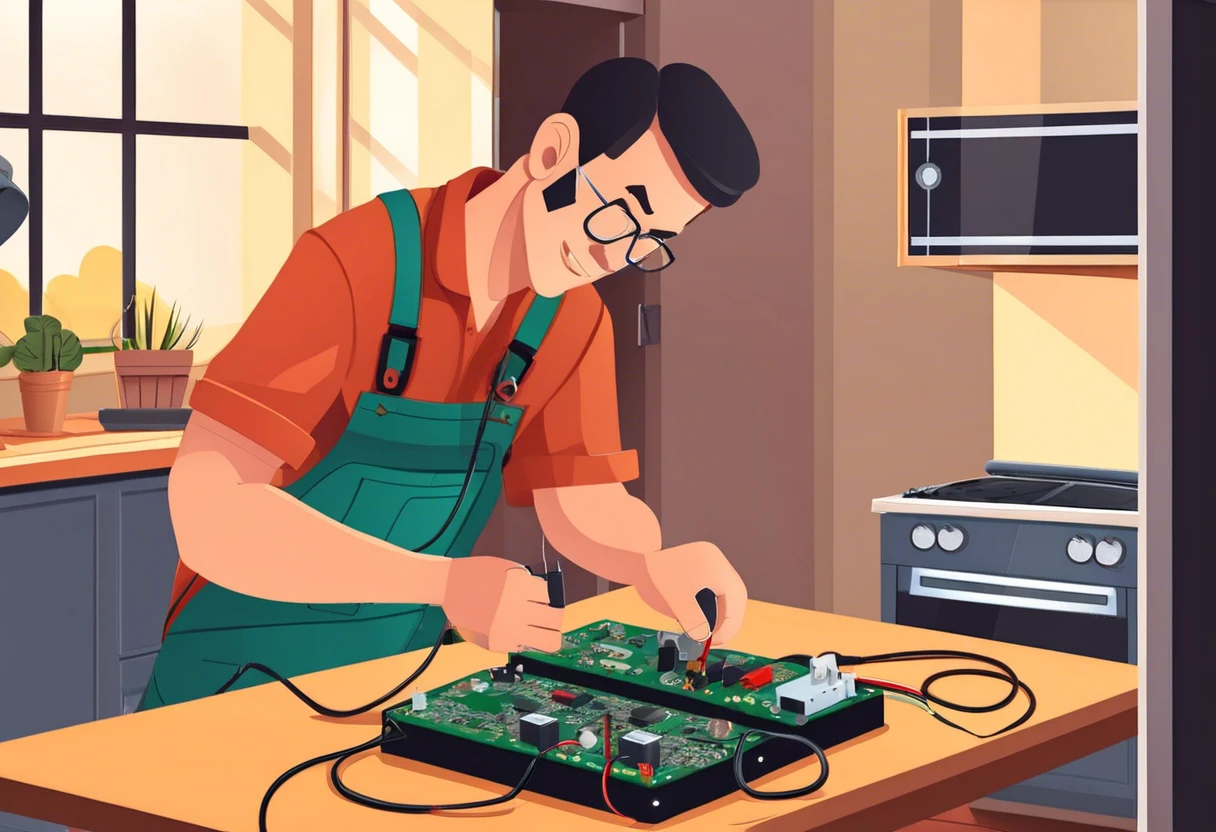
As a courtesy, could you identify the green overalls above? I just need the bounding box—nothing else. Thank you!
[138,189,561,711]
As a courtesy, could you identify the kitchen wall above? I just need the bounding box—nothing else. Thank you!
[649,0,993,619]
[977,0,1139,471]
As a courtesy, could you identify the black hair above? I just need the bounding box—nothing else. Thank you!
[543,58,759,211]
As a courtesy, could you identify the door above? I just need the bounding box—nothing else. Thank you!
[485,0,649,602]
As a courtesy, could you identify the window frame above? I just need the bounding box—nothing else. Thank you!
[0,0,249,340]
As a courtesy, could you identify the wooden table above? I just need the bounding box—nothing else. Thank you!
[0,588,1136,832]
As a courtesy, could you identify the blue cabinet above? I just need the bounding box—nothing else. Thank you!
[0,472,180,832]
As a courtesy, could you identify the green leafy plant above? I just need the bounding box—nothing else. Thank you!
[0,315,83,373]
[110,289,203,351]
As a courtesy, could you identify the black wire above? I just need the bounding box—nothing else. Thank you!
[778,649,1037,739]
[259,732,388,832]
[329,735,586,814]
[214,357,511,712]
[215,619,449,717]
[731,729,829,800]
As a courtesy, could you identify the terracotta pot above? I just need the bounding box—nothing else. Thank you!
[113,350,195,409]
[19,371,74,435]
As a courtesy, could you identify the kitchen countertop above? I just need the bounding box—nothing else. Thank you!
[0,588,1137,832]
[0,414,180,490]
[872,494,1140,529]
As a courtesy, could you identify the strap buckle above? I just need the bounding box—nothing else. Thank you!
[376,324,418,395]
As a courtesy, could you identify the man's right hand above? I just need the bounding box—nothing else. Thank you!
[442,556,565,653]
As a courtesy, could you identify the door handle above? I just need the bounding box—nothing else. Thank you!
[908,567,1119,617]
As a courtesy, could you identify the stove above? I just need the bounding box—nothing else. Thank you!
[874,460,1137,821]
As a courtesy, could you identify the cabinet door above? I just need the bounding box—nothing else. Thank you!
[0,489,97,743]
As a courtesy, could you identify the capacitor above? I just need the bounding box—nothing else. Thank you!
[578,729,598,750]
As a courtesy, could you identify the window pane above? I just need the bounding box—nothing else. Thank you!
[137,1,241,125]
[0,3,29,114]
[42,131,123,343]
[136,136,243,336]
[43,0,122,118]
[0,129,30,343]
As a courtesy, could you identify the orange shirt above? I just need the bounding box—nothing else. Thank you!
[190,167,638,508]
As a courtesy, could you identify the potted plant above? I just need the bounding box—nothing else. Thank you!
[109,290,202,409]
[0,315,83,435]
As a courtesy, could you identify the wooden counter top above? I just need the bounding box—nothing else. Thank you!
[0,588,1136,832]
[0,414,180,490]
[873,494,1140,529]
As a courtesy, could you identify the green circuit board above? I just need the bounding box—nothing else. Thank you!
[514,620,883,731]
[384,671,767,788]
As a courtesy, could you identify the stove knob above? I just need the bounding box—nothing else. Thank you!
[1095,537,1126,567]
[910,524,937,551]
[1067,535,1095,563]
[937,524,966,552]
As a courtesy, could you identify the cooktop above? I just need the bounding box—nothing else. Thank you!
[902,461,1138,512]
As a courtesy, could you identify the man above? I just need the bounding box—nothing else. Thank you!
[139,58,760,710]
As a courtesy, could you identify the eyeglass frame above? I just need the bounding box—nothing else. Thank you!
[576,166,676,273]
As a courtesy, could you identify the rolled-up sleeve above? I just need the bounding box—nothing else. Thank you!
[188,231,355,470]
[502,305,639,507]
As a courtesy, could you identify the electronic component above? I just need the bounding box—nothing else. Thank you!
[411,691,427,711]
[551,689,576,705]
[740,666,773,690]
[707,718,732,739]
[775,654,858,717]
[511,696,541,713]
[706,661,725,685]
[619,729,662,770]
[470,679,490,693]
[657,642,679,672]
[518,713,560,750]
[490,666,517,684]
[568,693,593,708]
[578,729,598,749]
[721,665,746,688]
[629,705,666,727]
[656,631,704,662]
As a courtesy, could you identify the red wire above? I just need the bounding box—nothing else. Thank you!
[697,634,713,669]
[857,676,924,698]
[602,754,628,817]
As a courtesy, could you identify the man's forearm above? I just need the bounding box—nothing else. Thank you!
[533,483,661,586]
[170,463,452,606]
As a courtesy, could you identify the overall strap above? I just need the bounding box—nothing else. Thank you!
[375,189,424,395]
[496,294,563,394]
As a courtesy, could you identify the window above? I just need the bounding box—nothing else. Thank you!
[0,1,248,345]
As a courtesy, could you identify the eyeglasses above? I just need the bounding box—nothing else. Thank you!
[577,167,675,273]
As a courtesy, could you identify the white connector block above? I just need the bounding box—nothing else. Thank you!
[773,655,858,717]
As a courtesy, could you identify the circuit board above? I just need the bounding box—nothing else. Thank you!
[385,671,766,786]
[381,621,886,822]
[510,620,885,737]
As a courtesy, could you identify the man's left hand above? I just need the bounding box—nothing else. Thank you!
[633,541,748,645]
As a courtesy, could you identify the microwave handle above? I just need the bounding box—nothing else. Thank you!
[908,567,1119,617]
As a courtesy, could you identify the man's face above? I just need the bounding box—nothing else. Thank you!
[521,120,710,298]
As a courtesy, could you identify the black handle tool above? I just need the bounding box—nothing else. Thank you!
[695,587,718,637]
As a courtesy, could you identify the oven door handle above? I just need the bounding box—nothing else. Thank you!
[908,567,1119,617]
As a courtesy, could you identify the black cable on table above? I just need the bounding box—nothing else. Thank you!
[328,736,587,815]
[730,729,830,800]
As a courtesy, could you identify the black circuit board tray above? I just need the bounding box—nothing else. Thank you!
[381,620,885,823]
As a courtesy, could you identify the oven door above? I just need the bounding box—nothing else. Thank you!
[896,566,1130,663]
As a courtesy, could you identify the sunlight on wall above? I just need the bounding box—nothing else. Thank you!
[348,0,493,205]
